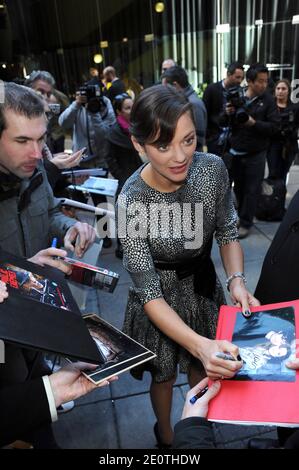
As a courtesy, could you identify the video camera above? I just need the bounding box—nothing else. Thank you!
[79,84,106,114]
[225,85,249,124]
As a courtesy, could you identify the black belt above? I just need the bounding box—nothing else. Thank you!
[153,238,216,300]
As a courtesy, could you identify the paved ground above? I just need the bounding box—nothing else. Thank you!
[52,165,299,449]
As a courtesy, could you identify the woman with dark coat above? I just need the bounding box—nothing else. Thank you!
[267,79,299,184]
[106,93,142,258]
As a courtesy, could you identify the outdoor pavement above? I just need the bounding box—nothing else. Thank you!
[52,164,299,449]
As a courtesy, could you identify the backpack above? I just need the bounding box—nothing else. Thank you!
[255,178,286,222]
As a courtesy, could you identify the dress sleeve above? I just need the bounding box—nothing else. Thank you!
[214,159,239,246]
[117,195,163,305]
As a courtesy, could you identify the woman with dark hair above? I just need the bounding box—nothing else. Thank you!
[107,93,142,258]
[117,85,259,447]
[267,79,299,183]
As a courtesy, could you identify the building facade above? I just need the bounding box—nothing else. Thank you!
[0,0,298,94]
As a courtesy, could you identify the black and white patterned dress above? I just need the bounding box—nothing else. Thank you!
[117,153,238,383]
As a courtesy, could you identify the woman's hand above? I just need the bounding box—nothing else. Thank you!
[229,277,260,317]
[194,337,243,380]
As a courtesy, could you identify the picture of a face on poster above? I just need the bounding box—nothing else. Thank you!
[232,307,296,382]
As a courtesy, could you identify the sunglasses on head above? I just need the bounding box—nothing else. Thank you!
[114,93,131,100]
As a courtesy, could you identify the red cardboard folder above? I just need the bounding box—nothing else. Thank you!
[208,301,299,426]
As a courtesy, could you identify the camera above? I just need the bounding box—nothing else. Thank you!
[79,84,106,114]
[48,103,61,115]
[280,109,296,137]
[225,85,249,124]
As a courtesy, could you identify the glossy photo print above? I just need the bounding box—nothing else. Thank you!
[232,307,296,382]
[0,263,71,311]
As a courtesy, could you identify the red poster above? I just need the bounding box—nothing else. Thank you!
[208,301,299,426]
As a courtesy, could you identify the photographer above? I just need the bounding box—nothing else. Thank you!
[267,79,299,185]
[59,84,116,247]
[58,83,116,169]
[222,63,280,239]
[203,62,244,157]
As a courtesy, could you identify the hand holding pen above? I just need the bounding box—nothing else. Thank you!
[27,239,71,275]
[182,378,221,419]
[188,353,242,406]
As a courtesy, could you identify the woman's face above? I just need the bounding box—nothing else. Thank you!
[269,332,285,346]
[137,112,196,187]
[275,82,289,101]
[268,345,288,358]
[119,98,133,122]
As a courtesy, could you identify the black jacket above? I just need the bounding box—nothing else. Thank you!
[0,378,51,446]
[173,417,215,449]
[272,102,299,155]
[222,91,280,154]
[173,416,299,449]
[104,79,126,102]
[255,190,299,304]
[203,81,225,141]
[106,123,142,188]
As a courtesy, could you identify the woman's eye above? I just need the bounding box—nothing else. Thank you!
[157,144,169,152]
[185,137,194,145]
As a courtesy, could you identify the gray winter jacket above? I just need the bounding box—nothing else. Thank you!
[58,99,116,167]
[0,163,75,258]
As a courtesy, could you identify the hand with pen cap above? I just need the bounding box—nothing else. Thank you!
[181,378,221,419]
[64,222,96,258]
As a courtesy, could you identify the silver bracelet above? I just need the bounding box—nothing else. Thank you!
[225,272,247,292]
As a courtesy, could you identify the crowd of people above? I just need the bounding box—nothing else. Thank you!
[1,59,299,450]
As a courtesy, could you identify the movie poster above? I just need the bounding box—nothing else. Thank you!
[0,263,71,311]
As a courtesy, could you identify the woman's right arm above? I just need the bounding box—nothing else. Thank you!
[144,297,241,380]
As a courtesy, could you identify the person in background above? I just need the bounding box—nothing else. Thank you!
[267,79,299,187]
[88,66,103,87]
[59,82,116,248]
[47,89,70,154]
[106,93,142,259]
[103,66,126,102]
[161,58,176,74]
[162,66,207,151]
[25,70,69,154]
[222,63,280,239]
[203,62,244,157]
